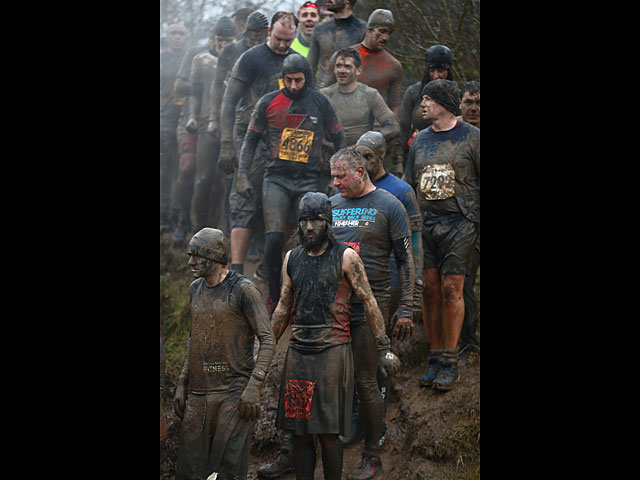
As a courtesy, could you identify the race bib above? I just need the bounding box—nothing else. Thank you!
[419,163,456,200]
[279,128,314,163]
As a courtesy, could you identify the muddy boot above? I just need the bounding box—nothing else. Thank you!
[347,453,383,480]
[433,348,460,391]
[419,349,443,387]
[254,260,267,281]
[377,421,387,449]
[257,448,294,479]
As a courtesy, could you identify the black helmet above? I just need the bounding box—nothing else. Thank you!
[187,228,229,264]
[425,45,452,69]
[367,9,394,29]
[213,16,236,37]
[282,53,312,80]
[245,11,269,31]
[298,192,332,223]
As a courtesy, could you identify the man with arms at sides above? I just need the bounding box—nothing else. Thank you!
[404,79,480,391]
[270,192,400,480]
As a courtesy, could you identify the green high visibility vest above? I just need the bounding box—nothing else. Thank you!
[291,37,309,57]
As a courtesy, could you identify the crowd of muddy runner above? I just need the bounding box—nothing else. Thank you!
[160,1,479,479]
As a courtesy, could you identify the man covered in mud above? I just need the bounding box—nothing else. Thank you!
[325,9,403,175]
[160,23,188,231]
[307,0,366,88]
[319,47,399,147]
[235,53,344,315]
[291,2,321,57]
[173,228,275,480]
[218,11,298,277]
[329,147,414,480]
[351,131,423,448]
[396,45,454,176]
[270,192,400,480]
[171,17,236,244]
[404,79,480,391]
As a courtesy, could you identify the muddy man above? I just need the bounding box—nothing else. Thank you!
[173,228,275,480]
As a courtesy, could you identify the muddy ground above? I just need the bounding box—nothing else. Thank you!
[160,235,480,479]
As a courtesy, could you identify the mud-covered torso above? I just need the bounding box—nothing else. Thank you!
[248,88,341,182]
[311,15,367,87]
[330,188,410,307]
[230,43,292,125]
[320,83,393,146]
[191,49,218,124]
[352,44,402,110]
[287,242,352,353]
[188,271,259,393]
[405,121,480,224]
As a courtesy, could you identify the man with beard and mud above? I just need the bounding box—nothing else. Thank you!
[404,79,480,391]
[173,228,275,480]
[171,17,236,245]
[235,53,344,316]
[350,131,423,448]
[396,45,454,176]
[291,2,321,57]
[218,11,298,278]
[330,147,414,480]
[307,0,366,88]
[269,192,400,480]
[160,24,188,232]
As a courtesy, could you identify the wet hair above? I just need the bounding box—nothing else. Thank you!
[271,11,299,29]
[461,79,480,96]
[335,47,361,68]
[330,146,368,178]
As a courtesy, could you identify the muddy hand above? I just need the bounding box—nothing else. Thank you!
[173,382,187,420]
[239,376,262,420]
[218,143,237,174]
[236,172,252,199]
[393,316,413,341]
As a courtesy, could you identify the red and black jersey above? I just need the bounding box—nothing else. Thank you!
[238,87,344,183]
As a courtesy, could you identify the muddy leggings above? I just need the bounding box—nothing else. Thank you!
[350,319,384,456]
[294,434,343,480]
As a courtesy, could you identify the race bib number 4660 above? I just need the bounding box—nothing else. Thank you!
[279,128,314,163]
[419,163,456,200]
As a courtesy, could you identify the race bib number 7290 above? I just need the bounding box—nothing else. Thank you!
[419,163,456,200]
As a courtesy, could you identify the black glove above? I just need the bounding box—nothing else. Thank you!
[375,334,401,378]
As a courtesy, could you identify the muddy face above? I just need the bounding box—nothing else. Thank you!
[331,158,365,198]
[187,254,214,279]
[355,145,382,180]
[334,55,359,87]
[298,218,328,252]
[366,26,392,51]
[460,91,480,127]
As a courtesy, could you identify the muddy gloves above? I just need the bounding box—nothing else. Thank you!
[375,334,401,378]
[173,375,188,420]
[239,370,265,420]
[218,140,237,174]
[236,171,252,199]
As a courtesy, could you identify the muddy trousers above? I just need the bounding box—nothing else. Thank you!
[460,246,480,350]
[294,434,343,480]
[351,321,384,457]
[176,392,254,480]
[264,231,285,305]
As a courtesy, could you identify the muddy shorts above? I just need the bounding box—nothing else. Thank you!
[176,390,254,480]
[422,213,478,276]
[262,176,319,233]
[276,344,354,435]
[229,162,265,230]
